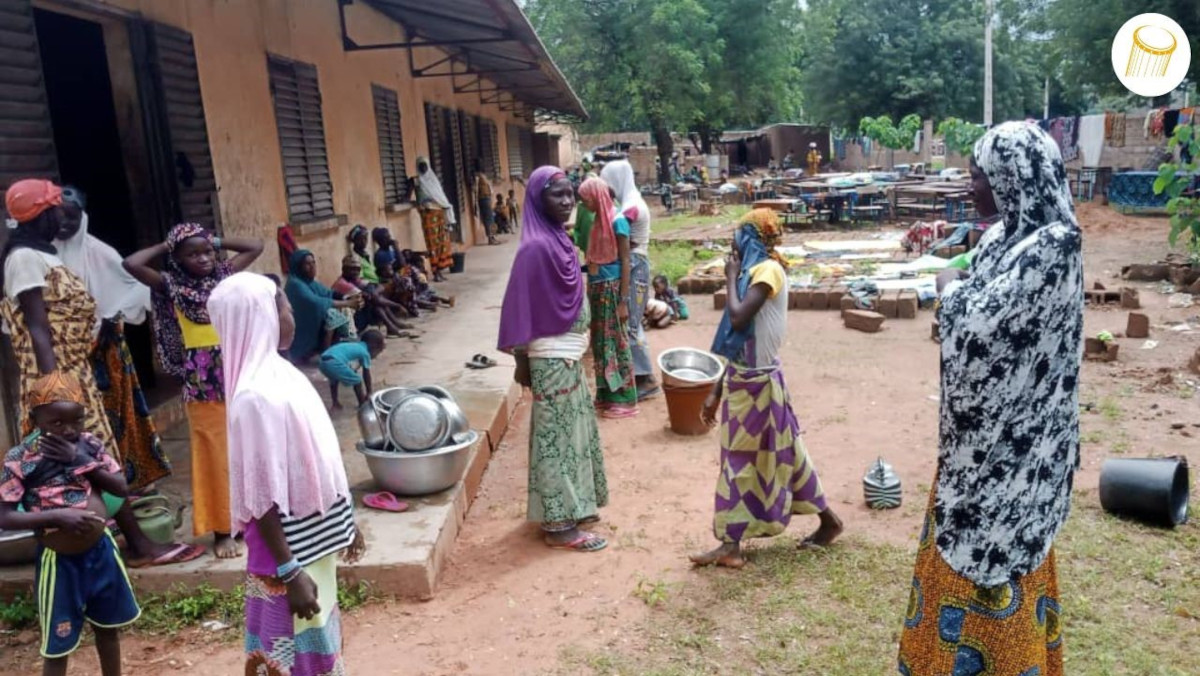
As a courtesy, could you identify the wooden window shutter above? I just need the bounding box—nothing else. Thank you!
[0,0,59,212]
[458,111,478,202]
[483,120,501,180]
[148,23,219,230]
[372,84,408,205]
[506,123,523,179]
[519,127,534,177]
[424,102,444,187]
[268,55,332,223]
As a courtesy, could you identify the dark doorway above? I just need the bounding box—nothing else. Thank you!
[34,8,157,388]
[35,9,138,255]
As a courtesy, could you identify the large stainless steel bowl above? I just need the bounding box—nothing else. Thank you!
[388,392,449,451]
[357,430,479,496]
[658,347,724,388]
[419,385,470,437]
[372,387,418,418]
[0,528,37,565]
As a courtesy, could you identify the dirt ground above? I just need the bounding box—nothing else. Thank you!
[4,203,1198,675]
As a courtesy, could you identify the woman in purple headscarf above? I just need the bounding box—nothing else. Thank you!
[498,166,608,552]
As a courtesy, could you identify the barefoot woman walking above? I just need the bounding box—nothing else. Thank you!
[499,166,608,552]
[691,209,842,569]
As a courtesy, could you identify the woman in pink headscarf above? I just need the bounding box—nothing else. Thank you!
[208,272,364,675]
[498,166,609,552]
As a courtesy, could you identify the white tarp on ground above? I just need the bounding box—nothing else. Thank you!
[804,239,903,252]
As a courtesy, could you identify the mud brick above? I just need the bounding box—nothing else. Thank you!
[1120,287,1140,309]
[840,295,856,318]
[1093,281,1107,290]
[793,288,812,310]
[1121,264,1170,282]
[897,290,919,319]
[1084,338,1120,362]
[1190,346,1200,375]
[844,310,886,333]
[877,290,900,318]
[810,287,830,311]
[677,277,693,294]
[1126,312,1150,339]
[827,286,848,310]
[713,288,726,310]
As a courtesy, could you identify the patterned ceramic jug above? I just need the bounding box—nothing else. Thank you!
[863,457,902,509]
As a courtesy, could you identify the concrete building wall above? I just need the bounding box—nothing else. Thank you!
[64,0,531,282]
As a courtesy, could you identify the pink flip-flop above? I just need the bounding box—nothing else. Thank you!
[363,491,409,513]
[600,405,639,420]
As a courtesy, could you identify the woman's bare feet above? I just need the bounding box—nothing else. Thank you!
[213,533,243,559]
[799,508,844,549]
[689,542,745,569]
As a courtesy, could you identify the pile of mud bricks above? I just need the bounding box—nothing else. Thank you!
[713,286,919,328]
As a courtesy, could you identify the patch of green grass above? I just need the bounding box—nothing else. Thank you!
[651,205,750,236]
[137,583,244,636]
[1080,429,1105,445]
[633,577,674,608]
[1098,396,1124,422]
[648,241,715,284]
[0,592,37,630]
[559,500,1200,675]
[134,579,381,637]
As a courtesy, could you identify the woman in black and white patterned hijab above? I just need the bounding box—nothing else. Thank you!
[899,122,1082,675]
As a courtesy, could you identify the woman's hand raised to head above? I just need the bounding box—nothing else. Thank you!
[725,247,741,282]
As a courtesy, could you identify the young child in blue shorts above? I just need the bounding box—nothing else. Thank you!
[319,328,386,410]
[0,373,138,676]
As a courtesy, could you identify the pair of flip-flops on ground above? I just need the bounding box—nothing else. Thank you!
[363,491,409,512]
[465,353,498,369]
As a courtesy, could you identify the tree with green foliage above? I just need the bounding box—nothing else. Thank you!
[526,0,803,181]
[1042,0,1200,105]
[1153,125,1200,261]
[859,114,923,165]
[938,117,987,156]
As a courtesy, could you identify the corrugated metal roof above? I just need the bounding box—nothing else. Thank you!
[358,0,587,120]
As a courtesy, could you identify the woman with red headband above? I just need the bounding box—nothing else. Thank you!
[1,178,204,567]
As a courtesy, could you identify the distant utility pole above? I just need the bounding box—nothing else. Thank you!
[984,0,994,126]
[1044,76,1050,119]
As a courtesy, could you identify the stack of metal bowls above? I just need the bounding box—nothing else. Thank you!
[356,385,478,496]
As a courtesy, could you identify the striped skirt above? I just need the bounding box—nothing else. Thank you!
[244,554,344,676]
[713,362,828,543]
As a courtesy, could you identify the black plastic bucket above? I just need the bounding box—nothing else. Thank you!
[1098,457,1190,527]
[450,252,466,274]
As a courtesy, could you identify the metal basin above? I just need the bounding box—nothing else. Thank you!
[658,347,724,389]
[357,430,479,496]
[372,387,418,418]
[388,391,450,451]
[419,386,471,437]
[0,528,37,566]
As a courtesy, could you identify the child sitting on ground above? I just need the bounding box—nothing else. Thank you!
[645,275,690,329]
[319,328,386,410]
[399,251,455,310]
[333,255,415,336]
[0,373,138,676]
